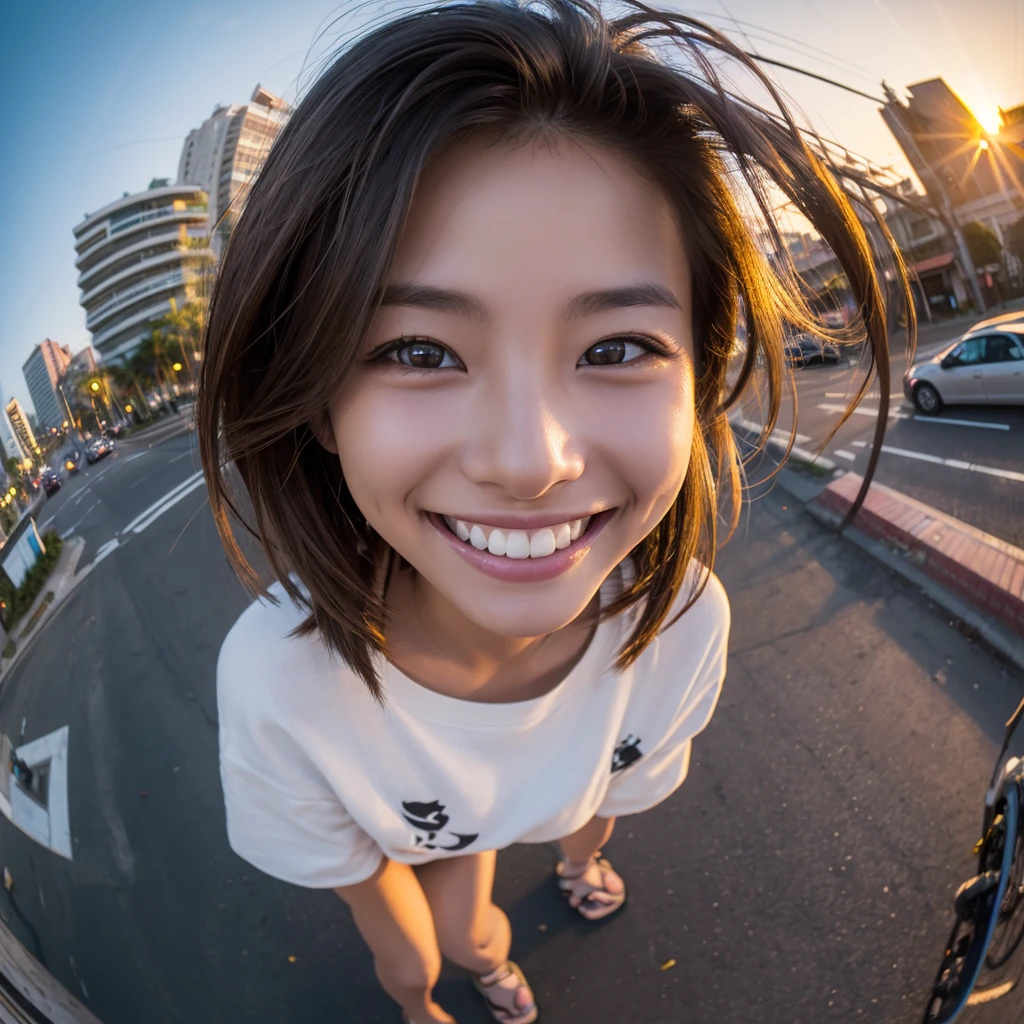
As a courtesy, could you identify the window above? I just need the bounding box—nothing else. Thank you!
[982,335,1024,362]
[950,337,986,365]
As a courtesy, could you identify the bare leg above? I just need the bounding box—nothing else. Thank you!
[334,857,455,1024]
[416,852,535,1019]
[557,815,626,920]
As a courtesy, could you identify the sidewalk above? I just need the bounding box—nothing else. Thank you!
[0,535,86,683]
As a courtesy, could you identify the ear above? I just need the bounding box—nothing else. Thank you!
[310,409,339,455]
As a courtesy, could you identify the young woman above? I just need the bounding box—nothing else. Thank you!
[198,3,910,1021]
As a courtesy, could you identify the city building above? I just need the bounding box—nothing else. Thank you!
[881,78,1024,302]
[177,84,290,251]
[0,410,27,466]
[6,399,39,459]
[73,181,214,363]
[22,340,72,433]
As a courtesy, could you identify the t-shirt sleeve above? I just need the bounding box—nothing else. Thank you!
[597,570,730,818]
[216,595,383,889]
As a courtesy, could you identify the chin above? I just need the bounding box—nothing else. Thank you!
[450,587,599,640]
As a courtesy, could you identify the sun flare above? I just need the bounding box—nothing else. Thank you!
[976,106,1003,135]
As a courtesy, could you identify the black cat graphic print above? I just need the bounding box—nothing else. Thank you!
[401,800,479,851]
[611,734,642,773]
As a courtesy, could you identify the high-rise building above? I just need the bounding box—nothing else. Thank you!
[177,85,290,251]
[6,399,39,459]
[0,410,27,465]
[73,182,214,363]
[22,340,72,433]
[881,79,1024,234]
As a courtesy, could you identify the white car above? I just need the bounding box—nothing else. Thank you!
[904,325,1024,413]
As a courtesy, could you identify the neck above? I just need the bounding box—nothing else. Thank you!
[384,568,598,702]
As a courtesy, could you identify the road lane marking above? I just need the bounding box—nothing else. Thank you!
[119,471,203,534]
[59,501,99,539]
[824,392,905,401]
[833,450,856,461]
[848,440,1024,482]
[120,451,147,464]
[817,402,911,420]
[169,450,196,464]
[1,726,73,860]
[129,475,207,534]
[730,416,811,444]
[912,414,1010,430]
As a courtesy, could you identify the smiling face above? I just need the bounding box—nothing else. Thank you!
[322,134,696,641]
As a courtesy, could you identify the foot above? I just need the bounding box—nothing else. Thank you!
[471,959,538,1023]
[556,852,627,921]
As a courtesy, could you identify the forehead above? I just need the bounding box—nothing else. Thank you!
[389,134,690,300]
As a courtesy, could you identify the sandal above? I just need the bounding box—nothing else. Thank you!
[471,959,538,1023]
[556,851,627,921]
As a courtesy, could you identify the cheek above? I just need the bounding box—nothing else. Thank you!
[602,368,696,512]
[330,383,447,522]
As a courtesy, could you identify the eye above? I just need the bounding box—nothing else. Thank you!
[578,336,658,367]
[385,338,462,370]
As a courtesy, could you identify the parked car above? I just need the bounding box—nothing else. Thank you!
[784,333,841,368]
[904,326,1024,414]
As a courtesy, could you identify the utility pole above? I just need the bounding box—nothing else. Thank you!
[881,82,986,315]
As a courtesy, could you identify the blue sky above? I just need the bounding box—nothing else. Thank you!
[0,0,1019,418]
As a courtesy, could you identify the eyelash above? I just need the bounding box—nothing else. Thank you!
[368,334,673,370]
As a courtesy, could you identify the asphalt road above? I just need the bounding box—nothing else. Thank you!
[0,421,1018,1022]
[738,317,1024,548]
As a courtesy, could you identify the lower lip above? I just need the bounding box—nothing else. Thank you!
[427,510,614,582]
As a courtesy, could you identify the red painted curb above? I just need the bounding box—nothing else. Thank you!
[814,472,1024,636]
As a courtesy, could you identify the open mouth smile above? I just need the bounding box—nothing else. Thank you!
[427,510,613,582]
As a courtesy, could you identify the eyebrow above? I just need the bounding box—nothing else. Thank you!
[379,281,683,321]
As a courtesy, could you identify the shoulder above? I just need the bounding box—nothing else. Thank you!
[669,565,730,637]
[217,579,335,761]
[652,563,730,665]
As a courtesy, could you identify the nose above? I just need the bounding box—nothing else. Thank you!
[460,371,584,501]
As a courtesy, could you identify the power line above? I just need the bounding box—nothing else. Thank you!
[743,53,886,105]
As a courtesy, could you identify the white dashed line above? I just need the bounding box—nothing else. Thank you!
[833,449,857,462]
[849,440,1024,482]
[912,415,1010,430]
[817,402,911,421]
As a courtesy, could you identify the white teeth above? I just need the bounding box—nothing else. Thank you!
[529,528,556,558]
[505,530,530,559]
[442,513,598,559]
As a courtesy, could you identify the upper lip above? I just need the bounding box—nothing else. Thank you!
[433,510,609,530]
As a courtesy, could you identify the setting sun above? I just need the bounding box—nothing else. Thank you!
[976,105,1003,134]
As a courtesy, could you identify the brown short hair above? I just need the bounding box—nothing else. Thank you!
[197,0,912,701]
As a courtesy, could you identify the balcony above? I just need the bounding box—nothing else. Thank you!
[80,247,186,305]
[85,270,184,331]
[108,203,208,237]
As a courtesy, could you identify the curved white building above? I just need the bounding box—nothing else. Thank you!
[72,183,214,362]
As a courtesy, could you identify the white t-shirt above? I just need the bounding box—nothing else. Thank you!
[217,565,730,889]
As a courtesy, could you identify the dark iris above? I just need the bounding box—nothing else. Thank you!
[585,338,628,365]
[398,341,446,368]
